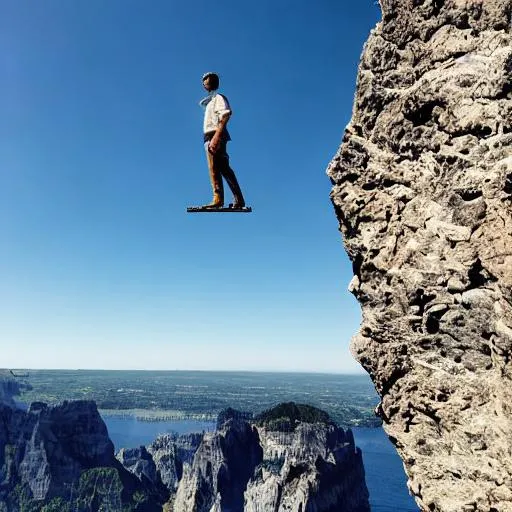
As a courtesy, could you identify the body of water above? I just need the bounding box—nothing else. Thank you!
[104,416,214,449]
[103,417,418,511]
[353,427,418,512]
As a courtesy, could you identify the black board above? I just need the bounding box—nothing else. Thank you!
[187,206,252,213]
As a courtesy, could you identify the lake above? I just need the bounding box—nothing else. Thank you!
[353,427,418,512]
[103,417,419,511]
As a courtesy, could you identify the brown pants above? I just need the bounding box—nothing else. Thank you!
[205,140,245,205]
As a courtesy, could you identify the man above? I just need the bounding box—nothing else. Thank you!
[200,72,245,208]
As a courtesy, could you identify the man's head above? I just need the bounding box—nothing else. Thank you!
[202,72,219,91]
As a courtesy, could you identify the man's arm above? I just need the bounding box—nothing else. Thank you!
[209,113,230,154]
[209,95,232,154]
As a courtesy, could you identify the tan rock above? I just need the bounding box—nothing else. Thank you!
[328,0,512,510]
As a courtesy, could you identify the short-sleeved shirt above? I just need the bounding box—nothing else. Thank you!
[203,92,232,140]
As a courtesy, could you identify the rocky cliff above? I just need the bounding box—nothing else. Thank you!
[147,432,203,492]
[328,1,512,511]
[130,404,370,512]
[0,373,31,408]
[173,408,263,512]
[117,431,203,502]
[244,417,368,512]
[0,400,162,511]
[0,393,369,511]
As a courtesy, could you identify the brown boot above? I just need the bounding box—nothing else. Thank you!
[204,191,223,208]
[230,195,245,208]
[207,149,224,207]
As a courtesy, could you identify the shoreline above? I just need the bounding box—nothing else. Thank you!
[99,409,380,428]
[99,409,217,422]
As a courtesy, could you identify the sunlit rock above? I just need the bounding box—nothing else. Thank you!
[328,1,512,510]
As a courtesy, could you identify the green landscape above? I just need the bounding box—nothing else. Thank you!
[16,370,381,427]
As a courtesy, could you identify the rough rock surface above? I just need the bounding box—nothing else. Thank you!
[244,423,369,512]
[0,400,161,510]
[168,406,369,512]
[0,379,19,409]
[1,400,115,501]
[0,373,31,408]
[328,1,512,511]
[146,432,202,492]
[117,445,160,487]
[173,410,263,512]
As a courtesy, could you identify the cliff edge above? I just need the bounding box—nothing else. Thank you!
[0,372,31,408]
[0,400,162,511]
[120,404,370,512]
[328,1,512,511]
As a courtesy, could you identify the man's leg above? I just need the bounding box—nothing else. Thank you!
[214,143,245,207]
[206,143,224,206]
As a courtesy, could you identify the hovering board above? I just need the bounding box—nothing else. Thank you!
[187,205,252,213]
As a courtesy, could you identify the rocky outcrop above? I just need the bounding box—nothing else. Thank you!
[328,1,512,511]
[0,378,19,409]
[159,405,369,512]
[116,431,204,503]
[173,408,263,512]
[0,400,162,511]
[147,432,203,492]
[245,422,369,512]
[117,446,159,485]
[0,373,30,408]
[1,397,368,511]
[116,405,369,511]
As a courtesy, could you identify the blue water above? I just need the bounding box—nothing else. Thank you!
[104,416,214,450]
[353,428,418,512]
[102,417,419,511]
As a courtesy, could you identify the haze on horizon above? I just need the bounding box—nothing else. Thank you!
[1,1,381,374]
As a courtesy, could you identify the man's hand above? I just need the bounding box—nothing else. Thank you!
[209,134,220,154]
[209,113,230,154]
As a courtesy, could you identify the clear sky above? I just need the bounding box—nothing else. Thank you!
[1,0,381,373]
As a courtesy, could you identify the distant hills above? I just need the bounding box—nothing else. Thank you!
[255,402,333,431]
[14,369,382,427]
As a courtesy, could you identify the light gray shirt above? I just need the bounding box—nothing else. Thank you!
[203,93,232,134]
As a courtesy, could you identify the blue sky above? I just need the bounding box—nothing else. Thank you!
[1,0,380,372]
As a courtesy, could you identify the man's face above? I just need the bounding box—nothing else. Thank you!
[203,77,213,92]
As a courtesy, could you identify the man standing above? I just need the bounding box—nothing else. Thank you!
[200,72,245,209]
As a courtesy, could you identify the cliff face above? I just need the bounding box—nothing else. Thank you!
[146,432,203,492]
[0,401,114,502]
[120,406,369,512]
[0,400,162,511]
[0,378,19,408]
[0,396,369,511]
[244,423,368,512]
[173,411,263,512]
[0,374,31,408]
[327,1,512,511]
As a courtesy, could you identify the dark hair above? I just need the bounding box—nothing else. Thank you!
[202,72,219,90]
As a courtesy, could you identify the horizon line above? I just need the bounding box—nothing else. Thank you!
[4,367,366,376]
